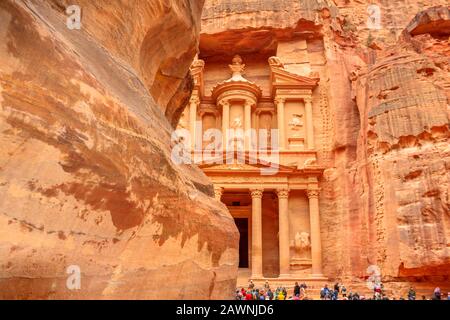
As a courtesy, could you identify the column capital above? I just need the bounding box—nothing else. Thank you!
[275,96,286,105]
[244,100,255,108]
[307,187,320,199]
[303,96,313,104]
[276,188,289,199]
[250,188,264,199]
[190,96,200,105]
[219,99,230,108]
[214,187,224,200]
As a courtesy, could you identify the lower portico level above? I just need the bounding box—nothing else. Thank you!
[201,159,326,281]
[187,51,328,283]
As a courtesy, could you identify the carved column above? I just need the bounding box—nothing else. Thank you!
[221,100,230,151]
[277,189,290,277]
[244,100,252,151]
[214,186,224,201]
[307,187,323,277]
[189,96,199,150]
[275,97,286,150]
[250,188,263,278]
[254,110,260,150]
[304,97,315,150]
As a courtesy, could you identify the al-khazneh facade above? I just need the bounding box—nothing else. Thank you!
[178,50,328,284]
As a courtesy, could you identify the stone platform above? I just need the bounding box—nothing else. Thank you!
[237,268,330,299]
[236,269,442,299]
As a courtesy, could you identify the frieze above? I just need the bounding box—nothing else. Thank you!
[210,176,288,184]
[275,89,313,97]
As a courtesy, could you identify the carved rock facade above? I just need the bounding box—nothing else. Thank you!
[199,1,449,295]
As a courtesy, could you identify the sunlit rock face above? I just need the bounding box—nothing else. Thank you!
[0,0,239,299]
[353,6,450,281]
[201,0,449,294]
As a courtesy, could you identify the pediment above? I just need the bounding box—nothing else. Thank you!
[199,153,295,173]
[201,162,263,171]
[271,68,319,88]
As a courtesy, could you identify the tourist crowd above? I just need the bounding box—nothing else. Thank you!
[235,280,450,300]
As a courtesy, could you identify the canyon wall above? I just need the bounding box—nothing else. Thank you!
[202,0,449,292]
[0,0,239,299]
[0,0,448,299]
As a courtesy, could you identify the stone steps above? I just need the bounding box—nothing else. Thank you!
[237,280,444,300]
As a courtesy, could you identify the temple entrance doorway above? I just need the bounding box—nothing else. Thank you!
[222,191,252,274]
[234,218,249,268]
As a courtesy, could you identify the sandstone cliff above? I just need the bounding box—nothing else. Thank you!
[202,0,449,294]
[0,0,448,300]
[351,5,450,283]
[0,0,239,299]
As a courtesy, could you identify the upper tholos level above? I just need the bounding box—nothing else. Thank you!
[177,52,322,168]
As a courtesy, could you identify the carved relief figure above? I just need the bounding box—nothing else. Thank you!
[303,158,317,167]
[231,116,242,129]
[290,231,311,257]
[288,114,304,137]
[265,122,272,147]
[294,232,311,253]
[229,55,246,80]
[258,113,273,149]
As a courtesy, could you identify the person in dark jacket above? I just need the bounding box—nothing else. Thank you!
[267,288,274,300]
[407,287,416,300]
[294,282,301,297]
[333,283,340,300]
[320,284,331,300]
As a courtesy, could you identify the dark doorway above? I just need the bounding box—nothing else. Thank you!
[234,218,249,268]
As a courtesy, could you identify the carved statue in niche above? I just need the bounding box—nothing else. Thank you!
[290,231,311,267]
[230,116,244,149]
[293,232,311,254]
[229,55,246,81]
[259,113,273,149]
[231,116,242,129]
[202,114,217,145]
[288,114,304,137]
[265,122,272,146]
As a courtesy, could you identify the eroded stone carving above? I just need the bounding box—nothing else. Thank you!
[231,116,243,129]
[229,55,246,80]
[288,114,304,137]
[292,231,311,254]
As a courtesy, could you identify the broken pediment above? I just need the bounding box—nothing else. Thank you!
[269,56,319,96]
[199,152,295,173]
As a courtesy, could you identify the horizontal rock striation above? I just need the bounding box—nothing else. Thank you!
[0,0,239,299]
[201,0,449,295]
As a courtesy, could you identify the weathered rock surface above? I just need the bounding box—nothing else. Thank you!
[352,6,450,282]
[0,0,238,299]
[0,0,448,300]
[201,0,449,294]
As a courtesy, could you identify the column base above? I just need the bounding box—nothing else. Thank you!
[250,274,263,280]
[309,274,328,280]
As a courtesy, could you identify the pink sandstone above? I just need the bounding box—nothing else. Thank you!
[0,0,239,299]
[0,0,448,300]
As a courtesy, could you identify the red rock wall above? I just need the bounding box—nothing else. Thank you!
[202,0,449,293]
[0,0,239,299]
[352,7,450,281]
